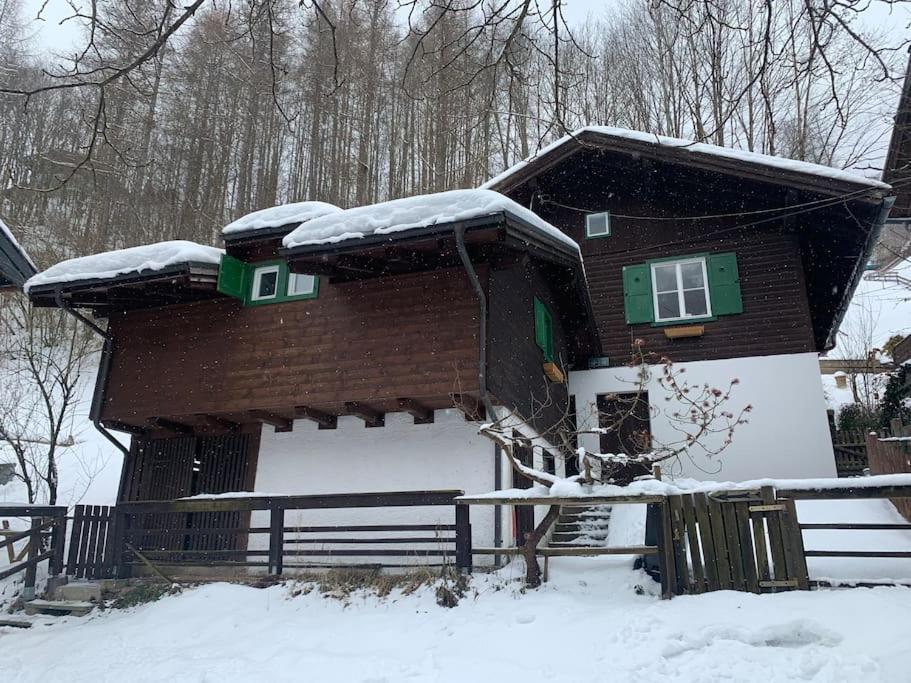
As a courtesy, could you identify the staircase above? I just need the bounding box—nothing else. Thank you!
[548,504,612,548]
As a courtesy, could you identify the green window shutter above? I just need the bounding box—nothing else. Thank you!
[217,253,249,300]
[622,263,654,324]
[534,297,554,362]
[707,252,743,316]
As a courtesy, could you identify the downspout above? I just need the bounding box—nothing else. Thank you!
[454,225,502,559]
[54,291,129,459]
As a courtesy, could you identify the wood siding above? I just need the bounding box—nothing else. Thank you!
[503,153,821,365]
[487,257,570,436]
[102,267,480,425]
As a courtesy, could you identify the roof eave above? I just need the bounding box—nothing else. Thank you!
[488,129,890,202]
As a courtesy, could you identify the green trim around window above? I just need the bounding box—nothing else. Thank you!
[217,254,319,307]
[622,252,741,327]
[534,297,555,362]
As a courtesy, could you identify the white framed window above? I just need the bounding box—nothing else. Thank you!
[585,212,610,238]
[287,272,316,297]
[650,257,711,322]
[251,265,280,301]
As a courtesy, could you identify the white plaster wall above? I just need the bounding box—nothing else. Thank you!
[569,352,836,482]
[250,409,503,564]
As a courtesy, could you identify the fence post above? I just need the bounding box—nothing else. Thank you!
[455,503,472,574]
[110,509,131,579]
[21,517,41,601]
[655,499,677,599]
[269,507,284,576]
[48,509,66,577]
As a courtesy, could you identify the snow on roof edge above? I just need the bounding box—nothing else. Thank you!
[24,240,223,294]
[481,126,892,192]
[282,189,580,254]
[222,201,342,237]
[0,217,37,273]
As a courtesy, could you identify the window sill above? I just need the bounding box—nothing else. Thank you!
[650,315,716,328]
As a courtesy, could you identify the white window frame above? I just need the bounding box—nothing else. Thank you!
[650,257,712,323]
[250,265,281,301]
[585,212,611,238]
[287,272,316,297]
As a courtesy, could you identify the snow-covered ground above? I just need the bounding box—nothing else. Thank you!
[2,557,911,682]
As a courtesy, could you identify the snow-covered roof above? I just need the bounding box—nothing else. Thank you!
[481,126,891,192]
[282,189,579,252]
[0,218,37,290]
[24,240,223,293]
[223,201,342,237]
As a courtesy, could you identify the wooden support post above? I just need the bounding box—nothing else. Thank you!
[48,510,66,577]
[455,504,472,573]
[2,521,14,564]
[269,508,285,576]
[523,505,561,588]
[22,518,41,601]
[111,510,131,580]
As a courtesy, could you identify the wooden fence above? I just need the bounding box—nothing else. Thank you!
[66,505,116,580]
[96,490,471,578]
[0,505,67,600]
[831,430,869,477]
[866,432,911,521]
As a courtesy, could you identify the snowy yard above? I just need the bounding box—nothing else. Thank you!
[2,498,911,682]
[2,557,911,683]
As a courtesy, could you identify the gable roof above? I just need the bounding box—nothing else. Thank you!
[282,189,579,254]
[0,219,37,292]
[482,126,890,197]
[223,201,342,241]
[882,51,911,217]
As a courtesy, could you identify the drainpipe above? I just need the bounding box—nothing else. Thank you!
[53,290,129,459]
[454,226,503,560]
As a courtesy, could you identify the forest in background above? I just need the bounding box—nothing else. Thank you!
[0,0,903,267]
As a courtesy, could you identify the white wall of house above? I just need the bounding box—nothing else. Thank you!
[569,351,836,482]
[250,409,513,565]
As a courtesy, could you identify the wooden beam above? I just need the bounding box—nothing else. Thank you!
[451,393,486,421]
[397,398,434,424]
[249,410,293,432]
[147,417,193,435]
[336,254,390,274]
[294,405,338,430]
[194,414,240,432]
[344,401,385,428]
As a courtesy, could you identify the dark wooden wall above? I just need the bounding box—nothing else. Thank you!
[487,257,570,436]
[504,153,825,365]
[102,266,480,425]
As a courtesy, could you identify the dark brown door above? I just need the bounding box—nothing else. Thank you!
[597,392,652,455]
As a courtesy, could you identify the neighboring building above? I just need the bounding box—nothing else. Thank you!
[4,131,894,556]
[0,219,36,293]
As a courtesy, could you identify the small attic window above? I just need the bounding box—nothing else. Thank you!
[251,265,280,301]
[287,272,316,297]
[585,212,610,238]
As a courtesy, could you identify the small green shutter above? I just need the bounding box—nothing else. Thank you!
[534,297,554,362]
[622,263,654,324]
[707,252,743,316]
[217,253,249,300]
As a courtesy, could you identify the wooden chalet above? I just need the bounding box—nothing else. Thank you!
[5,128,897,574]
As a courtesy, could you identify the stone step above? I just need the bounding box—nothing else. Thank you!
[55,581,104,603]
[551,531,582,543]
[24,599,94,618]
[0,618,32,629]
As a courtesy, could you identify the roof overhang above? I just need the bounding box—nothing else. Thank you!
[0,223,37,292]
[27,261,222,313]
[485,128,890,204]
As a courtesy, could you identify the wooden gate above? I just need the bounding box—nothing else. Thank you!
[661,488,810,595]
[66,505,115,580]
